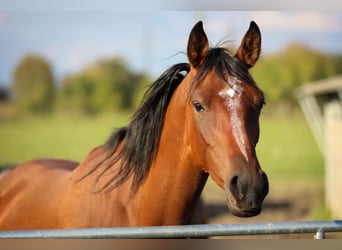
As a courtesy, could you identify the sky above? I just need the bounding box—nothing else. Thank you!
[1,11,342,87]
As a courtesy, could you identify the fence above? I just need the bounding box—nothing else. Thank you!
[296,75,342,218]
[324,102,342,218]
[0,220,342,239]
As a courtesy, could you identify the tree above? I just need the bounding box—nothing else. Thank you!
[251,43,340,110]
[59,57,149,114]
[59,73,97,114]
[13,54,54,114]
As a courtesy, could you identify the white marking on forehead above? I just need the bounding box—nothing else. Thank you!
[227,88,235,98]
[218,77,249,162]
[218,76,242,100]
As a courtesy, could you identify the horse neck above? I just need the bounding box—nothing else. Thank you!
[133,74,209,225]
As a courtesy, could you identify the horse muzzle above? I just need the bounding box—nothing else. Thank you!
[224,171,269,217]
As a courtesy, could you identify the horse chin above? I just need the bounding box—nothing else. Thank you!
[228,205,262,217]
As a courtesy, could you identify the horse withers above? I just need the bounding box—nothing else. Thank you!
[0,20,268,229]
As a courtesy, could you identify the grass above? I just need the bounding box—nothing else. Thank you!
[0,112,328,221]
[0,113,130,165]
[0,112,324,182]
[257,114,324,182]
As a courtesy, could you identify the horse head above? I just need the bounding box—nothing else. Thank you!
[185,21,268,217]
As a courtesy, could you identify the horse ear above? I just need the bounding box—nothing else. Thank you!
[235,21,261,68]
[187,21,209,69]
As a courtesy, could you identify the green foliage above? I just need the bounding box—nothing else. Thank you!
[8,44,342,117]
[12,54,54,114]
[252,43,341,110]
[58,58,150,114]
[59,74,97,114]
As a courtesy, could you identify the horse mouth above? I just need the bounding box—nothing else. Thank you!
[225,191,264,217]
[228,205,262,217]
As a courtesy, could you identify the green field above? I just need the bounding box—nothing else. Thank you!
[0,112,329,222]
[0,112,324,183]
[258,115,324,182]
[0,113,130,165]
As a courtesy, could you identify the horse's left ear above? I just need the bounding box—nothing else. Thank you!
[235,21,261,68]
[187,21,209,69]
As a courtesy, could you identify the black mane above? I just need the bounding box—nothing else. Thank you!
[193,47,256,88]
[81,47,256,192]
[81,63,190,192]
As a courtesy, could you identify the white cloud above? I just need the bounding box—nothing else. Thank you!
[249,11,342,33]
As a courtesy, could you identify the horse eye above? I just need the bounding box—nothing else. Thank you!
[193,101,205,112]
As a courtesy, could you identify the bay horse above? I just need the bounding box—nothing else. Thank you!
[0,20,268,230]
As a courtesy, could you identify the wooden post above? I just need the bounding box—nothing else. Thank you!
[324,101,342,218]
[296,76,342,218]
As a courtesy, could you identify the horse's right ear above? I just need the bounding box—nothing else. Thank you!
[187,21,209,69]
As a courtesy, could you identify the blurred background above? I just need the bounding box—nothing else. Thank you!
[0,11,342,237]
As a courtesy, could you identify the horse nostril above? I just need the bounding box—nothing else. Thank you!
[229,175,244,200]
[261,172,269,196]
[229,175,239,194]
[230,175,238,186]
